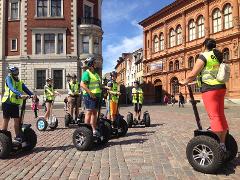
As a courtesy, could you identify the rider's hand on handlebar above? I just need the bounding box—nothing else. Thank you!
[89,92,96,99]
[20,94,29,99]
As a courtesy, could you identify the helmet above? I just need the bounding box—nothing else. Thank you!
[46,77,53,82]
[203,38,216,50]
[134,80,139,85]
[110,71,117,77]
[71,74,77,79]
[86,57,96,67]
[8,65,19,76]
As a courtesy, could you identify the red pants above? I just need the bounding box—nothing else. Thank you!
[202,89,229,132]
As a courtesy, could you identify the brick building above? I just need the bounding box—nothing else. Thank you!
[0,0,103,99]
[139,0,240,103]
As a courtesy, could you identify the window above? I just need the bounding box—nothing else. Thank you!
[82,35,89,53]
[44,34,55,54]
[37,0,48,17]
[53,70,63,89]
[213,9,222,33]
[224,4,233,29]
[189,20,196,41]
[169,29,175,48]
[51,0,62,17]
[223,48,230,61]
[36,70,46,89]
[159,33,164,51]
[94,37,99,54]
[169,61,173,71]
[153,36,159,52]
[175,60,179,70]
[188,57,194,69]
[36,34,41,54]
[57,34,63,54]
[171,78,179,94]
[10,2,19,19]
[11,39,17,51]
[176,26,182,45]
[197,16,205,38]
[84,5,92,17]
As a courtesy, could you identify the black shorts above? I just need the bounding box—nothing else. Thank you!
[2,103,20,119]
[134,103,142,112]
[45,100,53,103]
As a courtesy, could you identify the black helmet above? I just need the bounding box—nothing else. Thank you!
[8,65,19,76]
[134,80,139,85]
[71,74,77,79]
[86,57,96,67]
[110,71,117,77]
[46,77,53,82]
[203,38,216,50]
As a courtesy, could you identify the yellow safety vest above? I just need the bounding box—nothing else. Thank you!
[197,51,224,87]
[109,82,119,103]
[82,69,101,95]
[2,76,23,105]
[69,81,80,95]
[44,85,54,101]
[132,87,143,104]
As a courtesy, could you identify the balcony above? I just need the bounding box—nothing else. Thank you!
[79,17,102,27]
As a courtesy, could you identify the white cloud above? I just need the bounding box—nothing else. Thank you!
[103,34,143,73]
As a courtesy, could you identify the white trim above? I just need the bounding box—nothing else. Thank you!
[83,0,94,17]
[35,0,64,18]
[0,0,7,58]
[10,38,18,51]
[8,0,20,20]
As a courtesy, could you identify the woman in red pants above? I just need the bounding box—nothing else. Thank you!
[179,38,228,152]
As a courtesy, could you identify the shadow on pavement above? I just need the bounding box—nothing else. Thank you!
[217,153,240,175]
[34,145,75,152]
[126,131,155,137]
[106,138,149,147]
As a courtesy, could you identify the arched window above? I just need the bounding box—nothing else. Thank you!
[213,9,222,33]
[224,4,233,29]
[197,16,205,38]
[176,25,182,45]
[169,29,176,48]
[153,36,159,52]
[169,61,173,71]
[160,33,164,51]
[188,57,194,69]
[189,20,196,41]
[171,77,179,94]
[223,48,230,61]
[175,60,179,70]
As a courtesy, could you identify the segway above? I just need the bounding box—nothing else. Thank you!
[72,91,111,151]
[186,84,238,174]
[36,101,58,131]
[127,111,150,128]
[0,96,37,159]
[65,96,84,127]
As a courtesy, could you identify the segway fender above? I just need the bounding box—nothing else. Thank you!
[194,130,220,142]
[128,112,133,115]
[22,124,31,130]
[0,130,12,139]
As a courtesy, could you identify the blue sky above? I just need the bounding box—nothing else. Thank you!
[102,0,175,73]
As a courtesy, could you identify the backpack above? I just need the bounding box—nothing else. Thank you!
[216,62,230,83]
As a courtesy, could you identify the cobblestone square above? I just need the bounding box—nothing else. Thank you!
[0,104,240,180]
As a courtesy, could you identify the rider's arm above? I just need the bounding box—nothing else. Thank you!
[80,71,92,95]
[22,83,34,96]
[6,76,22,97]
[67,82,73,95]
[80,81,92,94]
[45,87,54,96]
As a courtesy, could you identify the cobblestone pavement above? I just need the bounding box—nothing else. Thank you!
[0,104,240,180]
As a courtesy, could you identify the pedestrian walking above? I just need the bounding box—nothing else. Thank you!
[163,94,169,105]
[171,95,176,106]
[179,92,184,108]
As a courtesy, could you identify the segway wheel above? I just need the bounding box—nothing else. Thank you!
[49,117,58,130]
[98,121,111,145]
[65,114,71,127]
[0,133,12,159]
[225,133,238,162]
[127,113,133,128]
[36,118,48,131]
[73,127,93,151]
[23,128,37,151]
[186,135,224,174]
[117,118,128,137]
[77,112,85,124]
[144,113,151,127]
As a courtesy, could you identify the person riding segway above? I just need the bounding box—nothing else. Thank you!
[179,38,238,173]
[127,80,150,128]
[0,65,37,158]
[72,57,111,151]
[36,78,60,131]
[65,74,82,127]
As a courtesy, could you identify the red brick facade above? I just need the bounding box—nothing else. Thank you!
[140,0,240,103]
